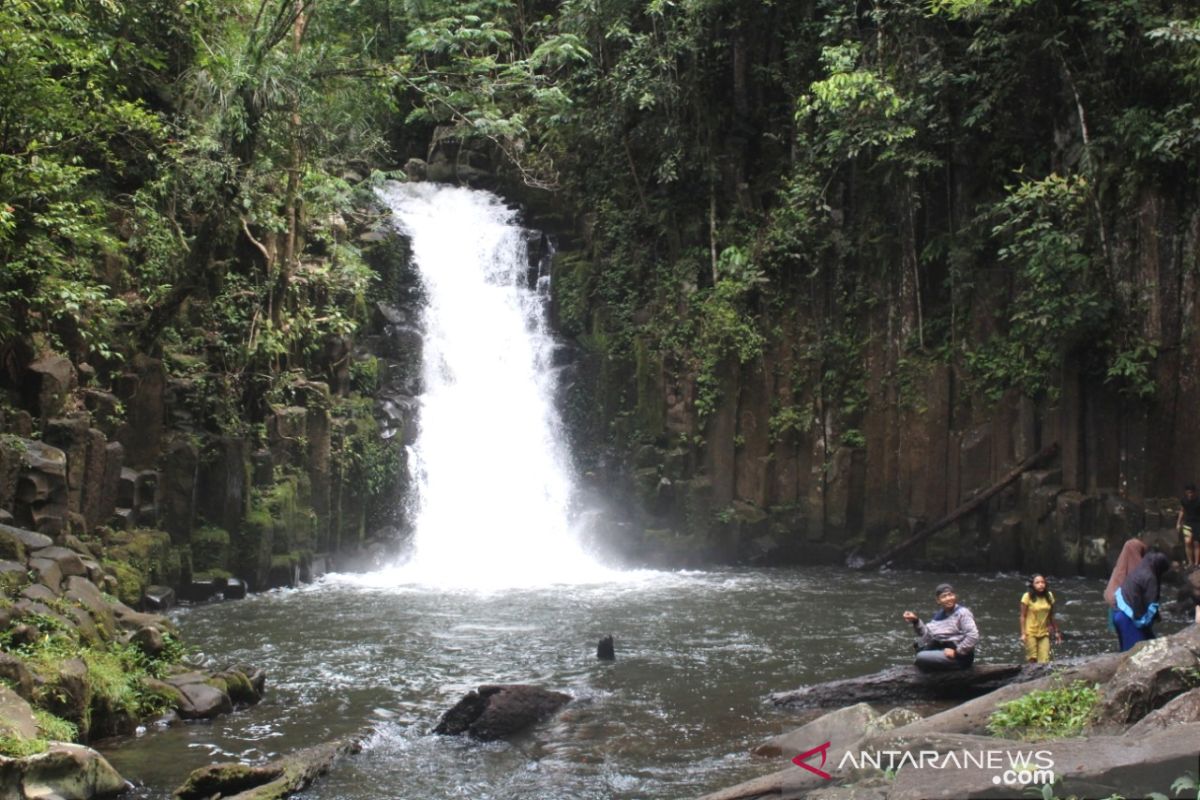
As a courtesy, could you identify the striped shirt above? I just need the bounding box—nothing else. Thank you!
[914,605,979,655]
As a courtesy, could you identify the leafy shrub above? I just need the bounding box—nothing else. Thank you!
[987,681,1099,739]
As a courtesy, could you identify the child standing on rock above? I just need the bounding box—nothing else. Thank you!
[1019,574,1061,663]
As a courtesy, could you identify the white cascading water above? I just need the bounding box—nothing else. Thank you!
[375,182,613,589]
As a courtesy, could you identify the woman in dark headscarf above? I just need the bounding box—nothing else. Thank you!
[1112,551,1171,652]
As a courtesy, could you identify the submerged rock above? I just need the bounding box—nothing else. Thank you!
[434,684,571,741]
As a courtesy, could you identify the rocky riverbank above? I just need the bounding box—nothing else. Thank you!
[0,521,265,799]
[702,624,1200,799]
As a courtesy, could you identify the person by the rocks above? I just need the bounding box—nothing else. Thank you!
[1019,574,1061,663]
[1112,550,1171,652]
[1177,484,1200,568]
[1104,537,1148,640]
[902,583,979,671]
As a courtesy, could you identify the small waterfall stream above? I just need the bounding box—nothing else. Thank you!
[374,183,611,588]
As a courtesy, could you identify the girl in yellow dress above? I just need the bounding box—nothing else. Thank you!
[1019,574,1062,663]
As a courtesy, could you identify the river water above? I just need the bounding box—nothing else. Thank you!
[98,566,1153,799]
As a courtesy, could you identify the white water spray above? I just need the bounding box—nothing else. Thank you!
[374,183,612,588]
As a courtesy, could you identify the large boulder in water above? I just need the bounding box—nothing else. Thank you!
[434,684,571,741]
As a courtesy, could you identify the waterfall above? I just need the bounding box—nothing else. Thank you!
[375,182,611,588]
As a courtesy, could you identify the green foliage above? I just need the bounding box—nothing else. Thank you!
[988,681,1100,739]
[966,174,1108,400]
[0,733,48,758]
[332,398,402,496]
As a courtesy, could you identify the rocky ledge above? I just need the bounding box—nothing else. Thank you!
[0,521,267,798]
[703,624,1200,800]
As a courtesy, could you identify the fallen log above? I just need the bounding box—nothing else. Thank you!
[769,663,1051,709]
[174,732,366,800]
[857,442,1058,571]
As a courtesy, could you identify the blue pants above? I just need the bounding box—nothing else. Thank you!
[1112,608,1154,652]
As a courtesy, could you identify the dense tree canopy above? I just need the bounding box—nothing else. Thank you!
[1,0,1197,453]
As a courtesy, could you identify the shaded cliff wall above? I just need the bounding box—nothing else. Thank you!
[0,230,417,601]
[547,179,1199,575]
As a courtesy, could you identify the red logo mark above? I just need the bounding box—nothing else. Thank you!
[792,741,832,780]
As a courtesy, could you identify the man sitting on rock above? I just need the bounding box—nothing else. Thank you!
[902,583,979,671]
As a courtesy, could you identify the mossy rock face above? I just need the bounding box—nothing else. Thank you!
[105,528,182,603]
[100,559,145,608]
[0,564,29,598]
[190,526,231,573]
[0,529,27,563]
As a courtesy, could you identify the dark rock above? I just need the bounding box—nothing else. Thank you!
[141,585,175,612]
[115,354,166,468]
[434,684,571,741]
[223,578,247,600]
[0,655,34,701]
[160,438,198,543]
[166,673,234,720]
[251,449,274,488]
[597,635,615,661]
[44,415,90,519]
[7,623,39,649]
[769,664,1051,709]
[26,355,77,420]
[129,626,165,657]
[181,579,221,603]
[196,436,249,536]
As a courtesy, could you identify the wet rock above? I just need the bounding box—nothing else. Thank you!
[597,635,615,661]
[223,578,247,600]
[434,684,571,741]
[180,579,221,603]
[769,664,1048,709]
[174,733,364,800]
[176,682,234,720]
[20,743,128,800]
[140,585,175,612]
